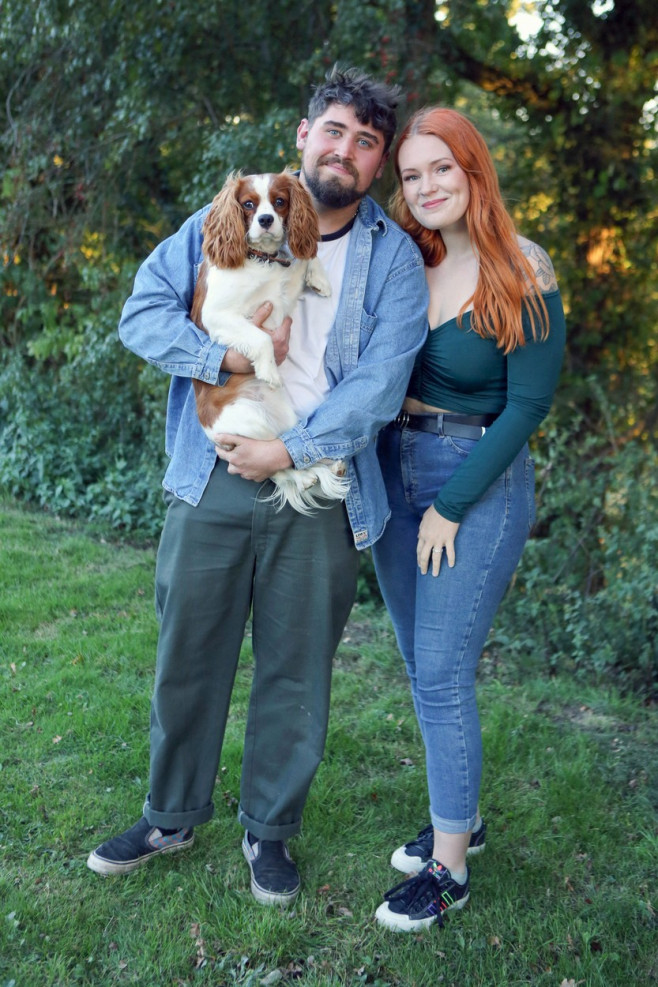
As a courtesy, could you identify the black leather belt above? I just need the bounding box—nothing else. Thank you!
[392,411,498,441]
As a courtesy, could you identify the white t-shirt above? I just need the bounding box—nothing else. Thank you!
[278,228,351,420]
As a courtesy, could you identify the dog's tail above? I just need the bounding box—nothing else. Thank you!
[265,462,351,516]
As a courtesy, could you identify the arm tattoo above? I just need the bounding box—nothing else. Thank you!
[521,241,558,292]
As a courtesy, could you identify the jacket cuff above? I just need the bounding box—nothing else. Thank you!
[194,335,231,386]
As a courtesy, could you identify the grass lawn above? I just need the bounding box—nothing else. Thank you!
[1,502,656,986]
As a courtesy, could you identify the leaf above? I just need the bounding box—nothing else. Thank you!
[260,971,283,986]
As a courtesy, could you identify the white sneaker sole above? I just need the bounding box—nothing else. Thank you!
[241,836,300,907]
[86,832,195,875]
[375,892,469,932]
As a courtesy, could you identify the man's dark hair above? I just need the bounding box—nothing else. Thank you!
[307,65,401,153]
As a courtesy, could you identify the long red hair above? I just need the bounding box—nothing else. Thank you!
[390,107,548,352]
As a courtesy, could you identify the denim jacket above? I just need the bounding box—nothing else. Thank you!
[118,195,428,549]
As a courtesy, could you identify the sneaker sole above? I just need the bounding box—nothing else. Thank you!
[86,832,195,876]
[375,892,469,932]
[390,838,485,874]
[241,840,300,908]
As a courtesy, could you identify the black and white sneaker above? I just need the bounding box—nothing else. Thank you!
[242,831,300,907]
[87,816,195,875]
[390,819,486,873]
[375,860,470,931]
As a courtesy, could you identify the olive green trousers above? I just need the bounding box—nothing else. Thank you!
[144,460,359,840]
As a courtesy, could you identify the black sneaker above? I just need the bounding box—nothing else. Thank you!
[86,816,195,875]
[242,831,300,907]
[375,860,470,931]
[390,819,486,873]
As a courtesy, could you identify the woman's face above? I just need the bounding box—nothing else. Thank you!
[397,133,470,232]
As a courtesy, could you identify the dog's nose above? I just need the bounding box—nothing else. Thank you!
[258,214,274,229]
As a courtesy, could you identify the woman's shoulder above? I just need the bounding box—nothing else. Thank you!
[516,235,559,293]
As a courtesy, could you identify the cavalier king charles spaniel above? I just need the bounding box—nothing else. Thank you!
[190,170,349,515]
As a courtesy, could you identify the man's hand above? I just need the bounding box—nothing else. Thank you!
[417,504,460,576]
[215,435,294,482]
[219,301,292,373]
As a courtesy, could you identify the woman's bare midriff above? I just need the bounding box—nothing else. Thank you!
[402,397,456,415]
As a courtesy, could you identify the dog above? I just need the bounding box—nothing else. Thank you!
[190,170,349,515]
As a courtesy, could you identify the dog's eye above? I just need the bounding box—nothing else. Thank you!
[274,197,287,209]
[242,200,255,211]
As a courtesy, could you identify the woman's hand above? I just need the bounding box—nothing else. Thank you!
[417,504,460,576]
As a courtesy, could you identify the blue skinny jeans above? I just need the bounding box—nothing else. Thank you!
[372,424,535,833]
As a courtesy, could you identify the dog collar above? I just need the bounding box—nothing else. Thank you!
[247,248,292,267]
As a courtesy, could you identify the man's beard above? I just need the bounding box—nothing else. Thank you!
[302,158,365,209]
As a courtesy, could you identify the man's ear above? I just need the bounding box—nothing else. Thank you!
[375,150,390,181]
[296,118,310,151]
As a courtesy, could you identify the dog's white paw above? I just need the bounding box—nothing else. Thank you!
[251,355,282,388]
[305,259,332,298]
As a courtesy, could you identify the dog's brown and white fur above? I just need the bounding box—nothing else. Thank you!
[191,170,348,514]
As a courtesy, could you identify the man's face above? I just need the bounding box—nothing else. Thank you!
[296,104,388,209]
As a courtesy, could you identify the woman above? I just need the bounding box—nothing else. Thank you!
[372,107,566,932]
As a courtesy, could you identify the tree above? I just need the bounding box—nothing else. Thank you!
[1,0,656,534]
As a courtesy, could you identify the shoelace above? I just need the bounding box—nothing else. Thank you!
[383,863,450,927]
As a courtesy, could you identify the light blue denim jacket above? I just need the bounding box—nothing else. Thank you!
[118,195,428,549]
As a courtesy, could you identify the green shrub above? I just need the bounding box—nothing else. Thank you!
[493,422,658,698]
[0,341,168,539]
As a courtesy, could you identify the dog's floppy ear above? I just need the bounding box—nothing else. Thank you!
[284,175,320,260]
[202,172,249,269]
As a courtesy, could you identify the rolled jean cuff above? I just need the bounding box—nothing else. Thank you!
[238,804,301,842]
[430,809,479,834]
[144,797,214,830]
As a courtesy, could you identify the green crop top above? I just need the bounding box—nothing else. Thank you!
[407,289,566,522]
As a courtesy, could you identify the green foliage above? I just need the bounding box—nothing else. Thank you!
[0,254,169,537]
[491,411,658,697]
[0,348,167,537]
[186,109,302,208]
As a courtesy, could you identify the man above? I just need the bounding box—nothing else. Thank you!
[87,66,428,906]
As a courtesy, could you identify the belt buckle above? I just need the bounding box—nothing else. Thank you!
[396,410,410,429]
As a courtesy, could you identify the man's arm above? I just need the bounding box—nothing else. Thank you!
[119,208,291,382]
[282,243,428,466]
[217,236,429,479]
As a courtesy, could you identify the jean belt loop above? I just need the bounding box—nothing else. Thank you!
[436,413,444,437]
